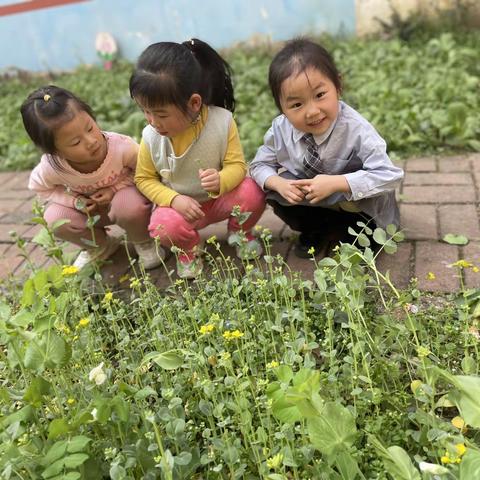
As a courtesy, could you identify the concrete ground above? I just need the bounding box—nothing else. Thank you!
[1,153,479,293]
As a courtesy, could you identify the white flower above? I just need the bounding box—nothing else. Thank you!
[418,462,449,474]
[89,362,107,385]
[91,408,98,420]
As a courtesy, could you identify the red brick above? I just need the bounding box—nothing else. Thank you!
[415,241,459,292]
[470,154,480,172]
[400,204,437,240]
[402,185,476,203]
[3,171,32,190]
[438,156,472,172]
[403,172,472,185]
[0,172,15,184]
[0,224,31,242]
[376,242,413,289]
[0,244,27,279]
[0,199,28,215]
[464,242,480,289]
[439,204,480,240]
[405,157,437,171]
[0,189,35,200]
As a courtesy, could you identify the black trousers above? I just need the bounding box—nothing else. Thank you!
[267,197,374,239]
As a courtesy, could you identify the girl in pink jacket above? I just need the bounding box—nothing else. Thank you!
[22,85,163,269]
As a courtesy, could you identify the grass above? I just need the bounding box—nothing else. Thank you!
[1,25,480,479]
[1,29,479,171]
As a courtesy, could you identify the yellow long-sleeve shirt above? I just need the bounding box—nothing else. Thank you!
[135,106,246,207]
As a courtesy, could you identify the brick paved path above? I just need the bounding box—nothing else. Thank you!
[1,154,479,292]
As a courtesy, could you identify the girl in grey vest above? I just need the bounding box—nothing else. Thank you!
[130,39,266,278]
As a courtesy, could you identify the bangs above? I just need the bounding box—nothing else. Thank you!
[130,70,190,111]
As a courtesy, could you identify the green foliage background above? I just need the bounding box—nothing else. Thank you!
[1,30,479,172]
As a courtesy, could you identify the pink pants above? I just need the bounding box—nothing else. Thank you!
[44,186,152,249]
[148,177,266,252]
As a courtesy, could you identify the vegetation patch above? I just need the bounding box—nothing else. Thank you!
[1,30,479,171]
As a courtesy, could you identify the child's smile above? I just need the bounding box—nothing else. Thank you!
[279,67,340,136]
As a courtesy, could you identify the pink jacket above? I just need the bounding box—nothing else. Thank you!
[28,132,139,208]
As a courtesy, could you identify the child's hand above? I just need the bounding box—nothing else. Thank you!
[171,194,205,222]
[270,177,305,204]
[74,196,97,214]
[199,168,220,194]
[90,187,114,206]
[292,175,350,204]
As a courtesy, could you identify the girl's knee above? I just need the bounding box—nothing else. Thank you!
[239,178,266,210]
[148,208,198,246]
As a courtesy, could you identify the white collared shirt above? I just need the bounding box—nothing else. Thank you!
[249,101,404,228]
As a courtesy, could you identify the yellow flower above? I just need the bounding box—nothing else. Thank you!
[223,330,244,341]
[451,259,473,269]
[451,416,465,430]
[67,398,75,405]
[410,379,422,393]
[199,324,215,335]
[455,443,467,457]
[426,271,436,280]
[417,346,431,358]
[206,235,217,244]
[130,278,141,288]
[62,265,79,276]
[267,360,279,369]
[473,266,479,273]
[441,444,467,465]
[308,246,315,255]
[103,292,113,302]
[220,351,231,361]
[78,317,90,328]
[266,453,284,470]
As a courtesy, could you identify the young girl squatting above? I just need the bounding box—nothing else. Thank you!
[131,38,265,278]
[23,86,163,269]
[249,39,404,258]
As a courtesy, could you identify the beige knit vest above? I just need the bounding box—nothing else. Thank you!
[142,106,232,202]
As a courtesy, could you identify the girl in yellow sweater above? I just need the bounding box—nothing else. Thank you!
[130,38,265,279]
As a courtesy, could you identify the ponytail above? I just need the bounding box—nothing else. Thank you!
[181,38,235,112]
[130,38,235,113]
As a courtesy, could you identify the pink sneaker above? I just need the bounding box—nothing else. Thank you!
[176,254,203,279]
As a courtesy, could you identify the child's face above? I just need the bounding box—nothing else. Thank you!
[138,94,202,138]
[279,67,340,136]
[53,109,106,166]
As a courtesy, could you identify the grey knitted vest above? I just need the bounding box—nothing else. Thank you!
[142,106,232,202]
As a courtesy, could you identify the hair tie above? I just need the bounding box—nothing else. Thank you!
[43,94,51,102]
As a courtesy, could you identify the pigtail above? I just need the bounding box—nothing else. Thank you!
[182,38,235,113]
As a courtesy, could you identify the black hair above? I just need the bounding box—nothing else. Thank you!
[20,85,95,169]
[268,38,342,111]
[129,38,235,114]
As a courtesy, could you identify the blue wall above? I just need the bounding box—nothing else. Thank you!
[0,0,355,72]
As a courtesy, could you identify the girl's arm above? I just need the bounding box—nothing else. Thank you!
[343,139,404,201]
[214,119,247,196]
[28,159,78,208]
[248,126,283,189]
[109,134,140,193]
[134,140,179,206]
[249,126,305,204]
